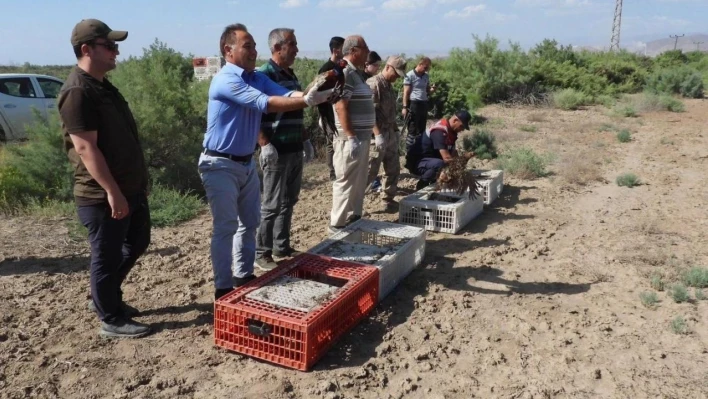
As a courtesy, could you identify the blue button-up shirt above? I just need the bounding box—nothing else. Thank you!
[203,62,292,156]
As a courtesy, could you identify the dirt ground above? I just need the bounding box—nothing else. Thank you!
[1,99,707,399]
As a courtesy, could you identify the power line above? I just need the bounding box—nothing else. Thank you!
[610,0,623,51]
[670,34,685,50]
[694,41,705,51]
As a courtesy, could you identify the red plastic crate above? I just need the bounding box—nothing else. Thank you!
[214,253,379,371]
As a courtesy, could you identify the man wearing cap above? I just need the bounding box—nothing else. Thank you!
[366,56,406,206]
[413,110,473,190]
[200,24,334,300]
[58,19,151,338]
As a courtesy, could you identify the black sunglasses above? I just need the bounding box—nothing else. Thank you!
[93,41,119,52]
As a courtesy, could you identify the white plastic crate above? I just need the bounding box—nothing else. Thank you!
[472,169,504,205]
[307,219,426,300]
[399,187,484,234]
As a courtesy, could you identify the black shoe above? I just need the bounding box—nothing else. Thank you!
[88,300,140,317]
[329,172,336,181]
[215,288,234,300]
[255,252,278,271]
[416,180,432,191]
[100,318,151,338]
[272,247,301,258]
[233,274,257,288]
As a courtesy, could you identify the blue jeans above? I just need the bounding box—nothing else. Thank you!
[257,152,303,256]
[417,157,445,183]
[198,153,260,289]
[77,193,151,323]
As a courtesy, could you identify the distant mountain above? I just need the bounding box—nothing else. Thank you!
[645,33,708,56]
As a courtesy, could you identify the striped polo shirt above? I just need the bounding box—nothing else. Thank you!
[258,59,304,153]
[334,59,375,141]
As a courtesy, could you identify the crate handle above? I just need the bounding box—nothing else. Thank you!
[421,208,432,213]
[247,319,272,337]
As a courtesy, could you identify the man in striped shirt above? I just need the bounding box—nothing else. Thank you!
[329,35,375,233]
[255,28,314,269]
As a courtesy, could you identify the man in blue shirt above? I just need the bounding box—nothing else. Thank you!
[199,24,334,300]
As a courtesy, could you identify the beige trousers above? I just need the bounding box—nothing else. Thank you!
[330,138,371,227]
[368,128,400,200]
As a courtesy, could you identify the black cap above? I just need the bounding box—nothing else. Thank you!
[71,19,128,46]
[455,109,472,130]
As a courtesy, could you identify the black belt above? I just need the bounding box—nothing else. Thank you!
[203,149,253,163]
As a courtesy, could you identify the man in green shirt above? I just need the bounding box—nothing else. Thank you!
[255,28,315,269]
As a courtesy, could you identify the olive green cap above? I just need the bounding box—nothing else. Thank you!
[71,19,127,46]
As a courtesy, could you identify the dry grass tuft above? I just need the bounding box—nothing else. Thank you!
[556,151,604,186]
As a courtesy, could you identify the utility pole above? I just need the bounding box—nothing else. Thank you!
[694,41,705,51]
[610,0,623,51]
[670,34,685,50]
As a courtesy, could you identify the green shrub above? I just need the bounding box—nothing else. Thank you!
[616,173,640,187]
[496,147,548,179]
[148,184,204,228]
[461,129,498,160]
[670,316,688,335]
[613,104,638,117]
[598,123,615,132]
[695,289,706,301]
[595,94,617,107]
[669,284,690,303]
[616,129,632,143]
[552,88,589,110]
[109,40,208,193]
[0,165,44,211]
[639,291,659,308]
[658,95,685,112]
[650,274,665,291]
[646,66,704,98]
[0,113,73,212]
[682,267,708,288]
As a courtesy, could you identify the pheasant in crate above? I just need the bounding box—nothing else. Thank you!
[303,59,348,104]
[436,155,479,199]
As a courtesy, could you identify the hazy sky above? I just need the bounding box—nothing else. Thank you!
[1,0,705,65]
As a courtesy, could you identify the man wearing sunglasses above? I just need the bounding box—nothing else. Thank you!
[58,19,151,338]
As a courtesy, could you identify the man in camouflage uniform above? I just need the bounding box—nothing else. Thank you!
[366,56,406,205]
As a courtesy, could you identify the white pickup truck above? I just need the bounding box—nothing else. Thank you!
[0,73,64,142]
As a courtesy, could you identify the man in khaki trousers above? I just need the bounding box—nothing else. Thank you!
[329,35,375,233]
[366,56,406,207]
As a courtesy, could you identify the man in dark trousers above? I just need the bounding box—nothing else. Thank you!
[255,28,314,269]
[408,110,473,190]
[59,19,151,338]
[318,36,345,181]
[402,56,435,153]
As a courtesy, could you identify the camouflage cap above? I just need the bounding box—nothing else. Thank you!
[386,56,407,77]
[71,19,128,46]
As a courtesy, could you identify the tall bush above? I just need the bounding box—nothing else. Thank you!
[645,66,704,98]
[109,40,207,193]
